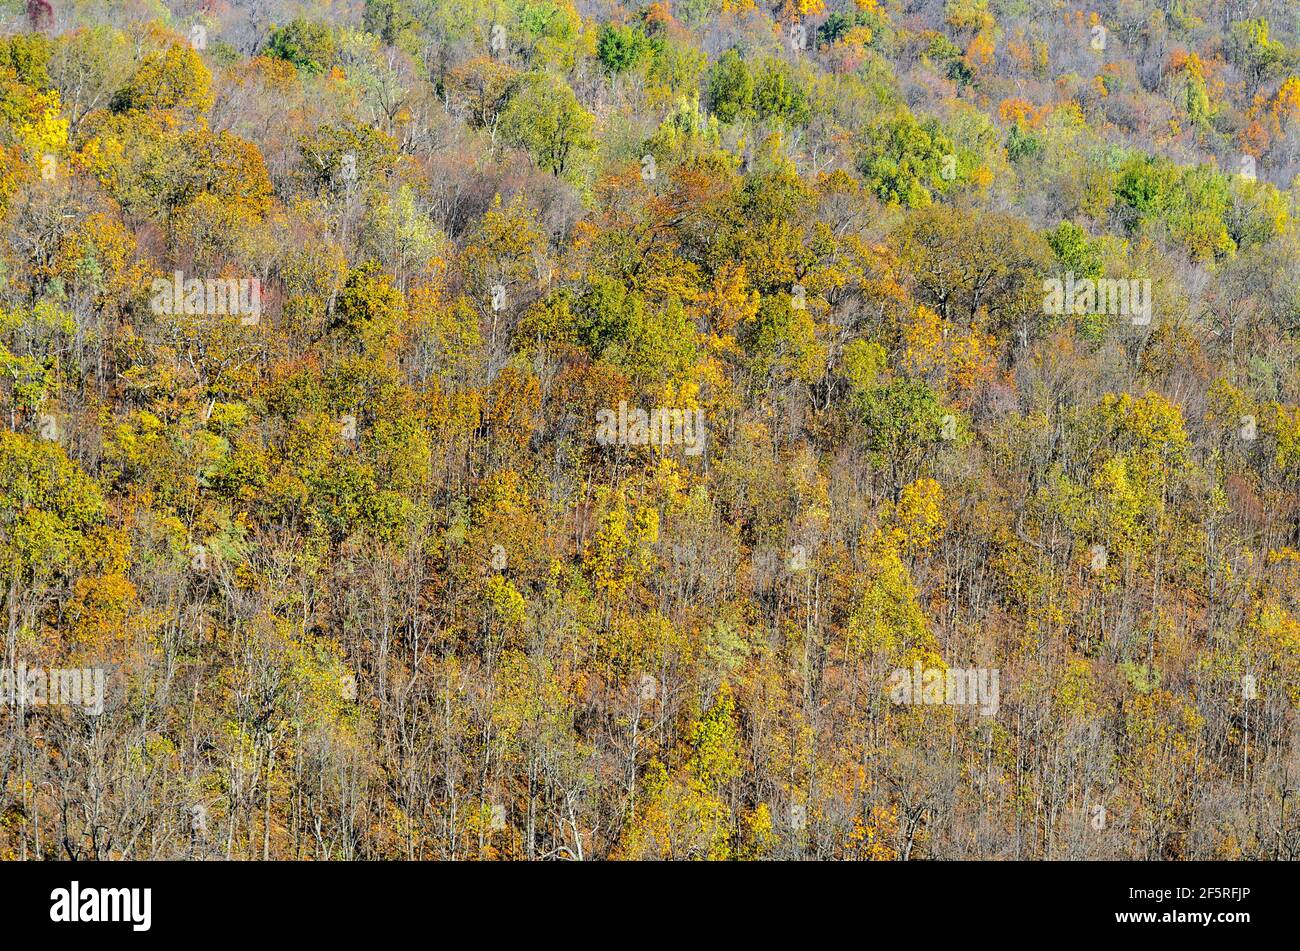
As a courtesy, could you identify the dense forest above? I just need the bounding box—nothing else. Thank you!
[1,0,1299,861]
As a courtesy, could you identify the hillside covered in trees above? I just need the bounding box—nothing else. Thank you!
[2,0,1300,861]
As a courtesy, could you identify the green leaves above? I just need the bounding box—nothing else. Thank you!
[856,111,956,208]
[362,0,421,50]
[1047,220,1102,280]
[857,377,948,469]
[0,430,105,579]
[331,263,407,349]
[1114,155,1235,261]
[265,19,338,74]
[707,48,751,124]
[1005,122,1041,162]
[574,277,698,385]
[499,71,594,180]
[595,23,651,75]
[707,51,810,127]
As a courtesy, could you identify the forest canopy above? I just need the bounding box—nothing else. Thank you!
[1,0,1299,861]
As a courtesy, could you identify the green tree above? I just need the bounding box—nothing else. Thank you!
[499,72,595,179]
[857,112,955,207]
[707,49,752,124]
[596,23,651,75]
[265,19,338,74]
